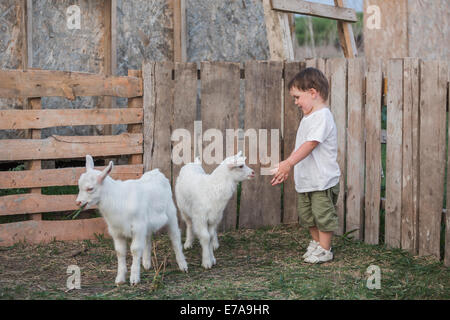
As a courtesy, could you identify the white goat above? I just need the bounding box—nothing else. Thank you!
[76,155,188,285]
[175,151,254,269]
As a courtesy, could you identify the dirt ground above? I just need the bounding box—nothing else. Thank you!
[0,224,448,300]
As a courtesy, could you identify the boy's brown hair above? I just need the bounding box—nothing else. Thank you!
[288,67,329,101]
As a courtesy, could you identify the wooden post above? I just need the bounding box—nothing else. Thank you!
[103,0,117,136]
[173,0,187,63]
[28,97,42,221]
[263,0,294,61]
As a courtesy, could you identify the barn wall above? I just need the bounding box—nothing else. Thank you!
[364,0,450,67]
[407,0,449,60]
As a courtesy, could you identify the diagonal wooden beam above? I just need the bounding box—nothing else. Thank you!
[334,0,357,58]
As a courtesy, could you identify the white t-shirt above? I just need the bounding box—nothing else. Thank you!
[293,107,341,193]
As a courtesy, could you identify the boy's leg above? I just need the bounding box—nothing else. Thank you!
[318,230,333,251]
[309,226,320,242]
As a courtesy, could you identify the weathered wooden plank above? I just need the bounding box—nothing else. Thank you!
[127,69,144,165]
[201,61,241,232]
[172,63,198,184]
[263,0,292,61]
[0,133,143,161]
[283,61,304,224]
[329,58,347,236]
[272,0,357,22]
[172,62,198,232]
[445,211,450,267]
[143,62,156,174]
[446,70,450,267]
[401,58,420,254]
[0,164,143,189]
[345,58,365,240]
[418,60,447,258]
[0,218,108,247]
[239,61,283,229]
[172,0,187,63]
[385,59,403,248]
[0,194,80,216]
[364,61,382,245]
[0,69,142,99]
[0,108,143,130]
[143,62,174,179]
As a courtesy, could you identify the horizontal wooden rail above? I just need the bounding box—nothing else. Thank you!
[271,0,357,22]
[0,194,82,216]
[0,164,143,189]
[0,218,108,246]
[0,108,143,130]
[0,69,142,99]
[0,133,143,161]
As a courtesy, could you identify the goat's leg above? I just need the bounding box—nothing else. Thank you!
[193,219,213,269]
[208,225,216,265]
[112,235,127,285]
[181,211,194,249]
[168,206,188,272]
[211,225,219,251]
[130,232,145,285]
[142,233,152,271]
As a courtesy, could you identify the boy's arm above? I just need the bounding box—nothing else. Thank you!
[270,140,319,186]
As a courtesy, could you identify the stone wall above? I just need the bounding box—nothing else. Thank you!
[0,0,270,139]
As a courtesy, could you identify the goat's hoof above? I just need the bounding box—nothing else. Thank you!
[129,274,140,286]
[184,242,193,250]
[212,257,217,265]
[142,260,152,271]
[115,279,126,286]
[115,275,126,285]
[202,261,213,269]
[178,261,188,273]
[212,243,219,251]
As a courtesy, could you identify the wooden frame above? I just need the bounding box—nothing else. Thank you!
[267,0,358,60]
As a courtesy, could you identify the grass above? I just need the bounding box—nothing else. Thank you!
[295,12,364,47]
[0,224,448,300]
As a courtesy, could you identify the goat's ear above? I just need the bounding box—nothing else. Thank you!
[86,155,94,171]
[98,161,113,184]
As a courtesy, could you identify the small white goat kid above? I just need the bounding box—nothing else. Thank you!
[175,151,255,269]
[76,155,188,285]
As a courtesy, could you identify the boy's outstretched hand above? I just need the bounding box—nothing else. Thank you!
[270,160,292,186]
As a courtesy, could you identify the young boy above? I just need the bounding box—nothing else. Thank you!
[271,67,340,263]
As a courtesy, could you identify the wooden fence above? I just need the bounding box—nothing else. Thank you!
[0,68,144,245]
[1,58,449,266]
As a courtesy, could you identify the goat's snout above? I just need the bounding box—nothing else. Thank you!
[76,200,83,207]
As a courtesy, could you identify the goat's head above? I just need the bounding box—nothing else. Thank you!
[223,151,255,182]
[75,155,113,210]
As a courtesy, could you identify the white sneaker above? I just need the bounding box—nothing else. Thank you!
[304,245,333,263]
[302,240,319,259]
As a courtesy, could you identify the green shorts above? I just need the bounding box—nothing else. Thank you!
[297,183,339,232]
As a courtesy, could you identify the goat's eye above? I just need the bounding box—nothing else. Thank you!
[239,165,244,169]
[87,187,94,192]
